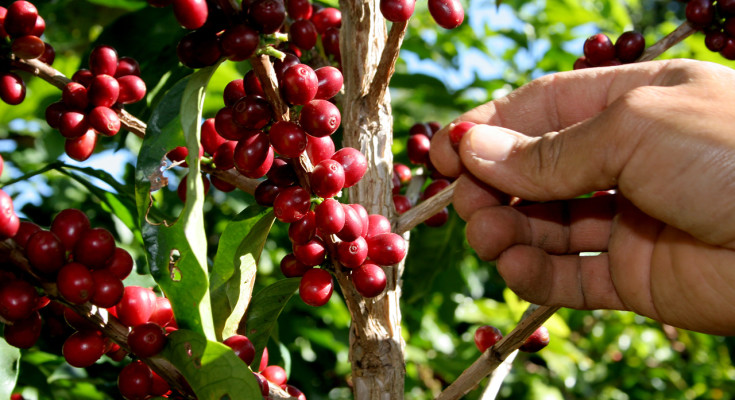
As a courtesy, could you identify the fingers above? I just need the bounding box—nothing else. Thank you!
[452,174,509,221]
[465,195,616,260]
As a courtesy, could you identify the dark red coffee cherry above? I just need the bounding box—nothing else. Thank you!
[244,70,265,97]
[117,75,147,104]
[62,82,89,111]
[422,178,451,200]
[425,207,449,227]
[177,173,211,202]
[352,262,387,298]
[519,326,550,352]
[428,0,464,29]
[11,34,45,59]
[336,204,363,242]
[74,227,116,269]
[118,360,153,400]
[223,80,246,109]
[273,186,311,223]
[4,311,42,349]
[366,214,391,238]
[90,269,124,308]
[393,194,411,214]
[116,286,157,327]
[293,237,326,266]
[331,147,367,188]
[310,7,341,34]
[299,268,333,306]
[288,210,317,244]
[336,236,368,268]
[215,107,249,140]
[65,130,98,161]
[0,72,25,105]
[409,122,433,137]
[721,38,735,60]
[280,253,312,277]
[286,385,307,400]
[234,132,273,174]
[281,63,318,105]
[448,121,476,147]
[221,24,260,61]
[406,133,431,165]
[250,0,287,33]
[719,0,735,16]
[13,221,41,248]
[253,372,270,397]
[254,179,283,206]
[115,56,141,78]
[26,230,66,275]
[213,141,237,170]
[705,30,728,52]
[614,31,645,63]
[380,0,415,22]
[44,101,67,129]
[106,247,134,280]
[57,263,95,304]
[686,0,715,28]
[583,33,615,66]
[300,99,341,137]
[367,232,407,266]
[233,95,273,129]
[314,66,343,100]
[72,69,94,87]
[290,19,318,50]
[89,45,118,77]
[88,106,121,136]
[474,325,503,353]
[266,158,298,186]
[287,0,313,19]
[310,159,345,198]
[39,41,55,65]
[173,0,208,29]
[321,27,341,61]
[88,74,120,108]
[269,121,308,157]
[128,322,167,358]
[224,334,256,365]
[50,208,91,251]
[306,135,335,165]
[0,279,37,322]
[4,1,38,38]
[315,198,345,234]
[63,330,106,368]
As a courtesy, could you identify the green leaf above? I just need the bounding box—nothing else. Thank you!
[244,278,300,369]
[0,331,20,400]
[135,65,219,340]
[211,206,275,341]
[160,329,261,400]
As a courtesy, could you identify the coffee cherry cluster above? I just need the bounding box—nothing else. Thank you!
[0,0,55,106]
[473,324,550,353]
[395,121,454,227]
[379,0,464,29]
[44,45,147,161]
[684,0,735,59]
[574,31,646,69]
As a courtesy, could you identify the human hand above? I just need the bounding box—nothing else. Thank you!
[429,59,735,335]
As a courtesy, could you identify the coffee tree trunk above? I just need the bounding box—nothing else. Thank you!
[337,1,407,398]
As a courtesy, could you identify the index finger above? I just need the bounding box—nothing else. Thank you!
[429,59,684,177]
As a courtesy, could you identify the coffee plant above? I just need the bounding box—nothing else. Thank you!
[1,0,734,399]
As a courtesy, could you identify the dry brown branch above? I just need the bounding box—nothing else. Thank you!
[367,21,409,107]
[638,22,697,62]
[395,180,456,234]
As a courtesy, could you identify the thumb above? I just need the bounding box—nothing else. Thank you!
[458,120,630,201]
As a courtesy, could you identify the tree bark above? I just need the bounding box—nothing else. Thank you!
[337,1,406,398]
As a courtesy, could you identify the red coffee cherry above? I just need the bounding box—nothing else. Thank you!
[63,305,97,331]
[290,19,318,50]
[89,45,118,77]
[348,203,369,238]
[424,207,449,227]
[106,247,134,280]
[149,296,175,327]
[11,34,45,59]
[306,135,336,165]
[262,365,288,386]
[0,190,19,239]
[57,263,96,304]
[173,0,209,29]
[62,82,89,111]
[223,334,256,365]
[366,232,407,266]
[352,262,387,298]
[266,158,298,186]
[336,236,368,268]
[380,0,415,22]
[115,56,141,78]
[407,133,431,165]
[0,72,26,105]
[288,210,317,245]
[201,118,227,155]
[118,360,153,400]
[13,221,41,248]
[176,173,211,202]
[215,107,248,141]
[4,1,38,38]
[299,268,333,307]
[117,75,147,104]
[254,179,283,206]
[322,27,341,60]
[0,279,38,321]
[63,330,107,368]
[310,7,341,34]
[583,33,615,66]
[393,163,412,185]
[393,194,411,214]
[287,0,312,19]
[614,31,645,63]
[280,253,312,277]
[422,178,451,200]
[50,208,91,251]
[474,325,503,353]
[293,237,327,266]
[90,269,124,308]
[88,106,121,136]
[30,14,45,37]
[233,95,273,129]
[250,0,287,34]
[223,79,246,108]
[705,30,728,52]
[128,322,167,358]
[88,74,120,108]
[448,121,476,147]
[686,0,715,28]
[74,227,116,269]
[315,198,346,234]
[65,130,98,161]
[310,159,345,199]
[58,111,89,139]
[299,99,341,137]
[26,230,66,275]
[244,70,265,97]
[221,24,260,61]
[39,41,55,65]
[428,0,464,29]
[116,286,157,327]
[366,214,391,239]
[269,121,308,158]
[281,64,318,105]
[177,29,222,68]
[213,141,237,170]
[151,370,171,397]
[331,147,367,188]
[72,69,94,87]
[4,311,42,349]
[314,66,343,100]
[336,204,363,242]
[273,186,311,223]
[519,326,550,352]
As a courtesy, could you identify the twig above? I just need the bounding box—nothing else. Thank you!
[435,305,559,400]
[201,165,260,195]
[395,180,455,234]
[366,21,409,107]
[8,58,147,138]
[638,22,696,62]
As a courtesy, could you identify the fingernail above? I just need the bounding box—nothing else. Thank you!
[466,125,516,162]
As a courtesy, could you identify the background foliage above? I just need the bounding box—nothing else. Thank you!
[1,0,734,399]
